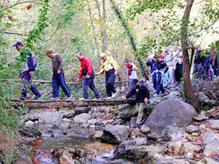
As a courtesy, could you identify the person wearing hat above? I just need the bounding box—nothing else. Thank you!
[125,79,150,127]
[46,50,72,100]
[95,52,119,98]
[13,41,41,100]
[75,51,101,100]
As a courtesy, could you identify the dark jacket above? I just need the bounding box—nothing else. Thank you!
[146,58,157,73]
[20,48,37,72]
[126,84,150,103]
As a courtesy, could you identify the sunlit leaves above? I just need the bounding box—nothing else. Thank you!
[24,0,50,50]
[126,0,177,20]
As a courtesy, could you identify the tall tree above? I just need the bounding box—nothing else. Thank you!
[181,0,200,110]
[95,0,107,52]
[101,0,107,52]
[86,0,100,56]
[109,0,148,79]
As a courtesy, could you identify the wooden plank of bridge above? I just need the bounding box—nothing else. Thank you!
[12,98,135,109]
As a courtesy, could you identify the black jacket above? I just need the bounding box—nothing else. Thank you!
[126,84,150,103]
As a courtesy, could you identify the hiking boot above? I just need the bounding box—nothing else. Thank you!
[79,98,87,101]
[66,96,75,100]
[51,97,60,101]
[92,97,102,100]
[33,94,41,100]
[133,123,141,129]
[20,97,26,101]
[112,91,119,98]
[106,96,113,100]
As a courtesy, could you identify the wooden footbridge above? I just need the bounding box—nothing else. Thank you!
[12,98,135,109]
[5,78,134,109]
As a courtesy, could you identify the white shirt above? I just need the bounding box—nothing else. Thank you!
[129,63,138,79]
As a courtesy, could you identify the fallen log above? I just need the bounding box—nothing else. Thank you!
[12,98,135,109]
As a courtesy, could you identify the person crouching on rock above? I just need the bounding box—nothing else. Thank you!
[46,50,72,100]
[125,79,150,127]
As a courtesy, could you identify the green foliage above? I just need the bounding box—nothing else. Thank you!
[126,0,176,20]
[0,108,19,131]
[138,36,154,59]
[24,0,50,50]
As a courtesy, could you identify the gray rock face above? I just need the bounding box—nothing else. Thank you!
[75,107,91,115]
[24,120,34,128]
[118,104,137,119]
[210,120,219,130]
[197,92,211,103]
[185,125,200,134]
[73,113,91,124]
[197,157,219,164]
[203,131,219,156]
[162,126,187,142]
[154,158,190,164]
[101,125,130,144]
[18,127,41,137]
[145,98,197,135]
[114,138,148,159]
[38,111,64,126]
[193,114,208,122]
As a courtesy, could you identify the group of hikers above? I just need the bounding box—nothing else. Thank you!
[146,47,219,96]
[13,41,121,101]
[13,41,218,127]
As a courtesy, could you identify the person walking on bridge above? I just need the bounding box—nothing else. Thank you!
[13,41,41,101]
[76,52,101,100]
[96,52,120,98]
[46,50,72,100]
[126,79,150,127]
[124,59,138,90]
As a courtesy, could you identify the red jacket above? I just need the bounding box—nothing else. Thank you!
[78,56,93,80]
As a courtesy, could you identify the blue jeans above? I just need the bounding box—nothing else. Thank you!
[129,79,136,90]
[152,71,165,95]
[21,71,41,99]
[105,69,116,97]
[52,73,71,98]
[83,77,100,99]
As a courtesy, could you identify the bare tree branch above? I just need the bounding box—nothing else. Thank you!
[3,31,28,36]
[3,0,38,10]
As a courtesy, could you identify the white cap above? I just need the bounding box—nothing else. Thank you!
[149,54,154,58]
[100,52,106,58]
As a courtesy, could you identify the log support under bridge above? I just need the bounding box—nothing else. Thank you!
[12,98,135,109]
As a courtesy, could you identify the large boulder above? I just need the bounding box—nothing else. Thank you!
[203,131,219,156]
[38,111,64,126]
[18,127,41,138]
[114,138,148,160]
[75,107,91,115]
[73,113,91,124]
[145,98,197,135]
[101,125,130,144]
[118,104,137,120]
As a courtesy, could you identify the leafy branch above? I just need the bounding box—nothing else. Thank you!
[24,0,50,50]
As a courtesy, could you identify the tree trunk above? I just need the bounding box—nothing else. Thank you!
[102,0,107,51]
[181,0,200,110]
[109,0,148,79]
[95,0,107,52]
[87,0,100,57]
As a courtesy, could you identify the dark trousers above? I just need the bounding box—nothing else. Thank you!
[83,77,100,99]
[152,71,165,95]
[21,71,41,99]
[52,73,71,98]
[105,69,116,97]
